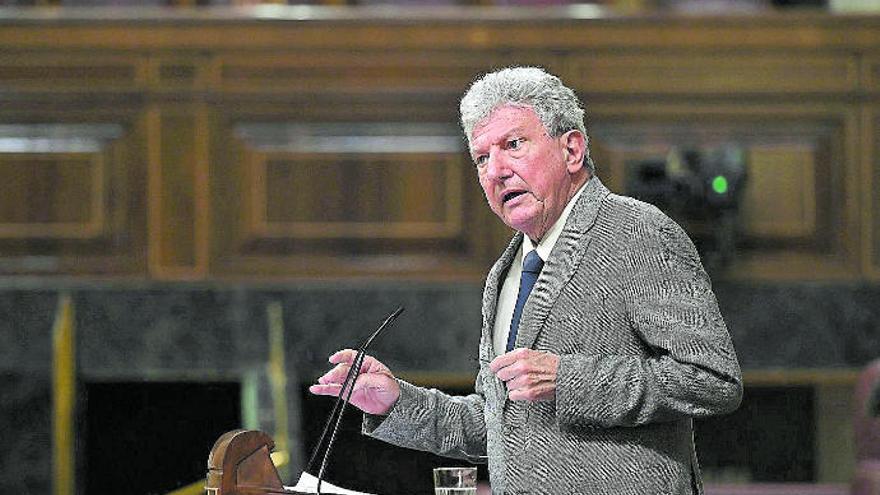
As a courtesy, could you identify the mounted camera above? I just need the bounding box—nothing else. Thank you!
[626,145,748,272]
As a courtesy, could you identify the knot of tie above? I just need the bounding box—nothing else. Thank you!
[522,250,544,274]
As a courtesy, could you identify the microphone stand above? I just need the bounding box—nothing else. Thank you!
[306,306,404,494]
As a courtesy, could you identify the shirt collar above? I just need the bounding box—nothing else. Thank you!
[522,179,589,263]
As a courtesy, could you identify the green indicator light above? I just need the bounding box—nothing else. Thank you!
[712,175,729,195]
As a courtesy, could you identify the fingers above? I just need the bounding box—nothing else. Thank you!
[316,362,351,386]
[329,349,358,364]
[505,371,556,402]
[489,349,560,402]
[489,348,530,373]
[494,363,521,382]
[310,367,370,397]
[490,348,539,381]
[307,375,366,398]
[506,370,541,391]
[329,350,388,374]
[319,351,372,386]
[312,350,393,396]
[508,382,555,402]
[309,349,400,415]
[309,370,401,416]
[308,383,343,397]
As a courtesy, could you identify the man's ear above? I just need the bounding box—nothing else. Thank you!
[560,130,587,174]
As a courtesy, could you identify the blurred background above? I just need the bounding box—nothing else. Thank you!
[1,0,879,494]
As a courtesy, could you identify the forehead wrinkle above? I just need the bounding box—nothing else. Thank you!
[470,122,529,155]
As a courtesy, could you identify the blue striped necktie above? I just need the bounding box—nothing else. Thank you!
[506,250,544,352]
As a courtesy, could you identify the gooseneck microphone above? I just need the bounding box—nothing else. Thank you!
[306,306,405,494]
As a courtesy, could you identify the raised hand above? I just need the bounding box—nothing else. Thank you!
[309,349,401,415]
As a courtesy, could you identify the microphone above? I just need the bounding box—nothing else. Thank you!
[306,306,405,494]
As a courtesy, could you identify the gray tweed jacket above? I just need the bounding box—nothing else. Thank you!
[364,177,743,495]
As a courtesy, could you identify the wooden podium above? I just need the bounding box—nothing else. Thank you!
[207,429,308,495]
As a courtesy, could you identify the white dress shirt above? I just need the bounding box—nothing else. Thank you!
[492,181,590,355]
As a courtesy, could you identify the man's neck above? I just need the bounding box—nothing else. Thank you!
[527,175,590,245]
[523,176,591,254]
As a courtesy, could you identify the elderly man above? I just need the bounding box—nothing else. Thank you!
[310,67,742,495]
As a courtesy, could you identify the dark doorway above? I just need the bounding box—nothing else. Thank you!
[83,381,240,495]
[695,385,816,482]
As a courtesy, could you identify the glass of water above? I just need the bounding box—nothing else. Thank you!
[433,467,477,495]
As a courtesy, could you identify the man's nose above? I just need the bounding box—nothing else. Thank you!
[483,152,511,181]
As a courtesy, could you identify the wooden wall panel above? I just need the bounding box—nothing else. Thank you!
[864,56,880,91]
[0,153,103,238]
[211,120,484,279]
[147,106,209,279]
[869,108,880,278]
[0,120,146,275]
[589,104,859,280]
[146,55,210,92]
[214,51,562,94]
[741,146,816,239]
[251,153,462,239]
[567,52,859,95]
[0,53,145,92]
[217,52,482,93]
[3,15,879,52]
[0,11,877,280]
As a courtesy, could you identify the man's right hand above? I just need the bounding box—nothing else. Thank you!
[308,349,400,416]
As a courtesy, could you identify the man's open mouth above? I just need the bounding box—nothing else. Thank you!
[503,191,526,203]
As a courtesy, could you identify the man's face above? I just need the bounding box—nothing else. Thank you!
[470,105,581,242]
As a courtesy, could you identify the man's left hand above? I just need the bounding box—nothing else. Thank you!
[490,348,559,402]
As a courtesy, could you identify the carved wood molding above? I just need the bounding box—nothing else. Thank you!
[0,124,118,240]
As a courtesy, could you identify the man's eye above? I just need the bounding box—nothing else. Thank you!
[474,155,488,167]
[508,138,524,150]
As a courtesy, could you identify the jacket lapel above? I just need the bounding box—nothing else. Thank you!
[481,232,523,352]
[515,177,610,352]
[481,232,522,405]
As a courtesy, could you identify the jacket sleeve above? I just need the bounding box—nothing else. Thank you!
[362,369,488,461]
[555,206,743,428]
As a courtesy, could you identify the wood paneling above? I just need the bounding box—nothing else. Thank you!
[147,56,210,91]
[2,12,880,52]
[232,122,465,244]
[589,104,860,280]
[742,146,816,239]
[147,106,209,279]
[0,10,877,280]
[567,53,859,95]
[0,120,145,275]
[869,108,880,278]
[0,153,103,239]
[250,153,462,239]
[864,56,880,91]
[210,120,484,278]
[214,51,563,94]
[0,54,145,92]
[217,52,485,94]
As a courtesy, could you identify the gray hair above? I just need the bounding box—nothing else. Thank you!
[459,67,595,174]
